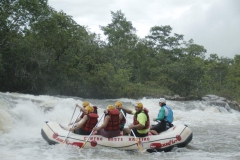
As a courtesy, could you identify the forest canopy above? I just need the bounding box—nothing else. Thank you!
[0,0,239,102]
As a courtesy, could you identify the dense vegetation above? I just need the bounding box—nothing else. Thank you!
[1,0,240,101]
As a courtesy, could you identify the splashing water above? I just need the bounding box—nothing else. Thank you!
[0,92,240,160]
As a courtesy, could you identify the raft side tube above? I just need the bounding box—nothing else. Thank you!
[176,132,193,148]
[41,129,59,145]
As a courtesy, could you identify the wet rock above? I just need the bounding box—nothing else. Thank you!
[202,95,240,112]
[164,95,186,101]
[204,107,220,113]
[226,100,240,111]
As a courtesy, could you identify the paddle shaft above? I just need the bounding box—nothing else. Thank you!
[120,109,144,151]
[69,106,77,124]
[81,113,105,148]
[63,111,82,143]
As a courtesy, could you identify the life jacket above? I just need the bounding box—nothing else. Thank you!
[104,109,120,131]
[133,108,150,130]
[163,105,173,123]
[82,113,99,132]
[93,106,98,114]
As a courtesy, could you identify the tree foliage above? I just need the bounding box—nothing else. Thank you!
[0,2,240,101]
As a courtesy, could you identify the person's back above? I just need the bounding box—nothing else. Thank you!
[162,104,173,129]
[81,111,98,134]
[104,108,120,131]
[93,105,120,138]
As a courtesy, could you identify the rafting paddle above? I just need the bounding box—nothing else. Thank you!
[81,113,105,149]
[120,109,144,152]
[69,105,77,125]
[63,111,82,143]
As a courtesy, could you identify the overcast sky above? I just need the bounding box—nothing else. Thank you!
[48,0,240,59]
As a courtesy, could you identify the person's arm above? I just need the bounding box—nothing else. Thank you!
[68,117,82,126]
[93,115,109,131]
[129,113,145,129]
[121,107,133,114]
[70,115,88,132]
[75,117,82,123]
[76,103,88,114]
[154,108,165,121]
[119,112,123,121]
[128,123,144,130]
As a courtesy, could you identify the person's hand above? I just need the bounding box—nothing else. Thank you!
[128,124,134,129]
[103,109,108,114]
[69,128,74,132]
[92,127,99,131]
[68,122,73,126]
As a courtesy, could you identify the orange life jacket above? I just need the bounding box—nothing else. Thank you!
[82,113,99,132]
[104,109,120,131]
[133,108,150,130]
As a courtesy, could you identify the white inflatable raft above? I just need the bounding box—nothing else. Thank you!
[41,121,192,152]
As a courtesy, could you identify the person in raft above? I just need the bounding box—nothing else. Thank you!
[115,101,126,131]
[69,105,98,135]
[149,98,173,135]
[121,102,150,137]
[68,101,98,126]
[92,105,120,138]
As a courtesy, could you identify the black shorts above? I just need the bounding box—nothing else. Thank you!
[74,128,91,135]
[150,121,166,133]
[130,128,148,137]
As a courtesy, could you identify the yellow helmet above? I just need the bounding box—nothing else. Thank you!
[115,101,122,108]
[85,106,94,113]
[136,102,143,109]
[82,101,90,107]
[107,105,115,110]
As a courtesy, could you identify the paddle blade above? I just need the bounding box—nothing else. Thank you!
[81,141,87,149]
[135,138,144,151]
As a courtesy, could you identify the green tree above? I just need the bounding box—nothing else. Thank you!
[29,9,98,95]
[99,10,139,97]
[158,40,206,98]
[0,0,50,92]
[202,54,230,95]
[100,10,138,67]
[223,55,240,100]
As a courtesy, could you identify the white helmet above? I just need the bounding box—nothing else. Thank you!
[159,98,166,104]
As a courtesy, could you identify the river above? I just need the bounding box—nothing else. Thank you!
[0,92,240,160]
